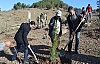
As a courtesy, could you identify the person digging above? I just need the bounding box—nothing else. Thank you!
[67,6,86,54]
[11,21,36,64]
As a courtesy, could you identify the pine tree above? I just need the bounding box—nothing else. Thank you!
[50,22,60,62]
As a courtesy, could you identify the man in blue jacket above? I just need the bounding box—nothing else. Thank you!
[12,21,35,63]
[67,6,85,54]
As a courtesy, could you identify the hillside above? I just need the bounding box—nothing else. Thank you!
[13,0,68,10]
[0,8,67,32]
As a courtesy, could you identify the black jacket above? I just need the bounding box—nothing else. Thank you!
[14,23,31,46]
[67,13,84,32]
[49,16,62,38]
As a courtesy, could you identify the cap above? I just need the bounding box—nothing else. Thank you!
[56,10,62,16]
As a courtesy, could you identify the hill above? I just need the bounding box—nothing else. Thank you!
[13,0,69,10]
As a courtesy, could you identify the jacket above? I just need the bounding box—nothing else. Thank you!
[67,12,84,32]
[14,23,31,46]
[86,6,92,12]
[49,16,62,38]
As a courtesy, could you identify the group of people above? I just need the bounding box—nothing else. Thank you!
[0,4,92,64]
[49,6,85,54]
[82,4,92,23]
[36,12,48,28]
[49,4,92,54]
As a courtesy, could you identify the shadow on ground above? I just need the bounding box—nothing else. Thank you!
[1,45,100,64]
[0,51,13,61]
[60,51,100,64]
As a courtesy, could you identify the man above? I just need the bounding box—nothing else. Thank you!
[0,41,12,51]
[49,10,62,49]
[86,4,92,22]
[67,6,85,54]
[12,21,35,63]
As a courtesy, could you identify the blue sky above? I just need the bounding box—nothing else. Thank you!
[0,0,97,11]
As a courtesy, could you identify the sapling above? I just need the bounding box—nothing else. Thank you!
[50,21,60,62]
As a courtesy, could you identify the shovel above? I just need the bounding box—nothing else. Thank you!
[28,45,39,63]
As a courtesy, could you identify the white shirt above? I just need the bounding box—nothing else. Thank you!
[54,20,61,34]
[0,42,5,51]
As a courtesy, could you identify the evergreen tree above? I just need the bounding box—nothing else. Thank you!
[21,3,26,9]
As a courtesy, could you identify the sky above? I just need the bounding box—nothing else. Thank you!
[0,0,97,11]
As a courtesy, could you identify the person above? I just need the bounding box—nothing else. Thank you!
[86,4,92,22]
[49,10,62,50]
[81,7,87,24]
[81,7,86,17]
[12,21,35,63]
[0,41,12,51]
[67,6,85,54]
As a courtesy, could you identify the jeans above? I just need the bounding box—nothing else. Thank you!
[12,43,29,62]
[68,31,80,52]
[87,12,92,22]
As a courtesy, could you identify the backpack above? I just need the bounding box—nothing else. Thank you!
[74,9,82,22]
[75,9,86,28]
[74,9,82,16]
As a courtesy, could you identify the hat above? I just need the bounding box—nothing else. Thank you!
[68,6,74,12]
[56,10,62,16]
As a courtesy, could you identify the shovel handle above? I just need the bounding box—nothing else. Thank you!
[28,45,39,63]
[75,12,88,32]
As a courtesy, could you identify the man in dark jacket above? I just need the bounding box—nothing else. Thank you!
[49,10,62,49]
[12,21,35,63]
[67,6,85,54]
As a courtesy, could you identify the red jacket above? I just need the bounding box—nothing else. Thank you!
[86,6,92,12]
